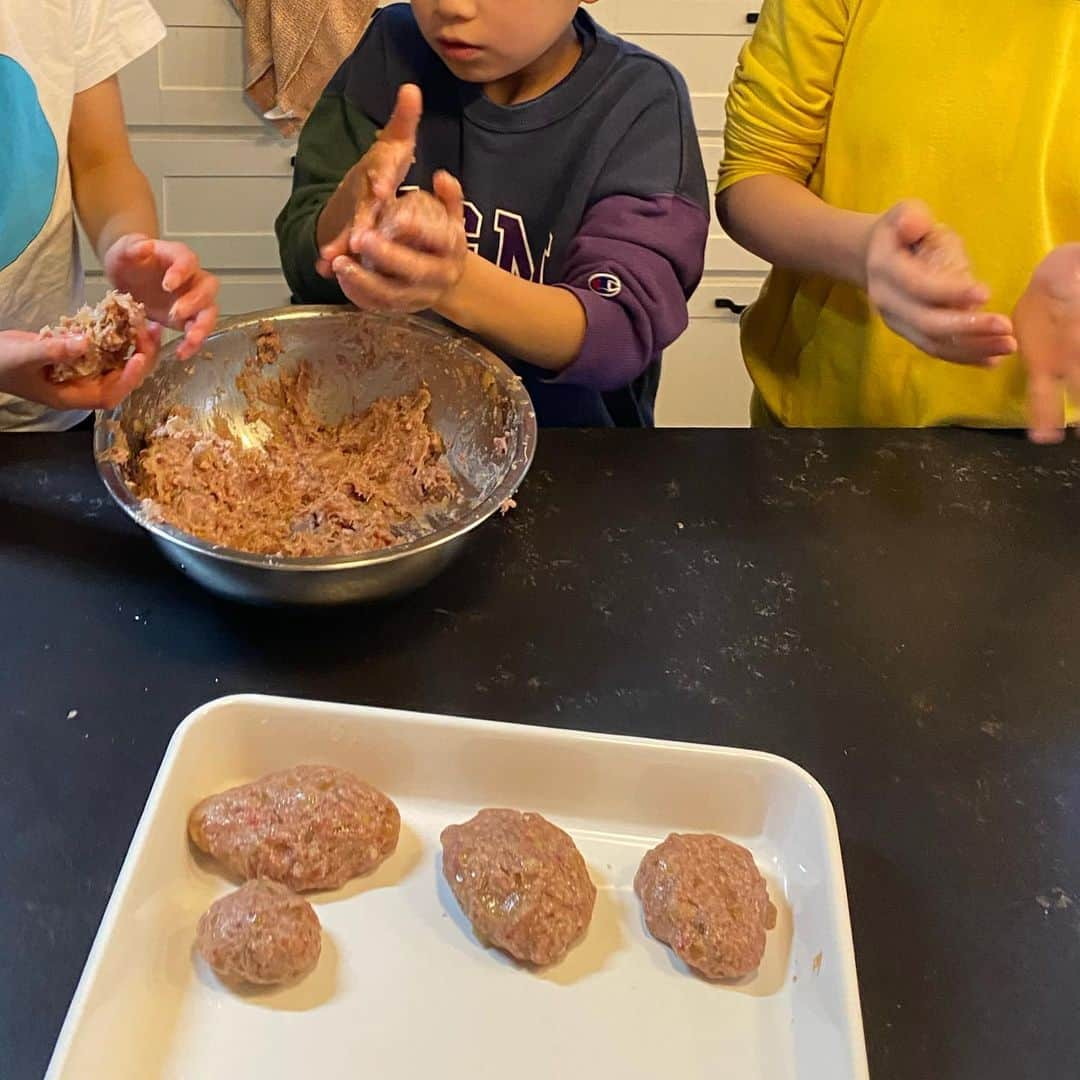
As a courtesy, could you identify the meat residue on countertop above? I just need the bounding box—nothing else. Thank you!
[126,336,461,557]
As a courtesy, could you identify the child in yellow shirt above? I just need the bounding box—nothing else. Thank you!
[717,0,1080,441]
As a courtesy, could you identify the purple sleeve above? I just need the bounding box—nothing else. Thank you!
[551,194,709,392]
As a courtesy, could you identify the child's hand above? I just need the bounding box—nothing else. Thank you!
[0,324,161,412]
[1013,244,1080,444]
[317,84,423,278]
[864,201,1016,365]
[104,234,219,360]
[331,171,468,314]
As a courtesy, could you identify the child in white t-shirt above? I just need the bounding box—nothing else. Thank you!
[0,0,220,431]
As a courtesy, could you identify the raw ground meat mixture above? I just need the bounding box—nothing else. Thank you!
[127,334,460,556]
[196,878,322,986]
[189,764,401,893]
[441,808,597,967]
[634,832,777,980]
[41,290,146,383]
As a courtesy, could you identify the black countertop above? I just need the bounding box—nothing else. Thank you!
[2,428,1079,1079]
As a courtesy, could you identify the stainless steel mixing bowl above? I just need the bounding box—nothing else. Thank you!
[94,306,537,605]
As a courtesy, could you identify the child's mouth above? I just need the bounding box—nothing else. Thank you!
[437,39,483,62]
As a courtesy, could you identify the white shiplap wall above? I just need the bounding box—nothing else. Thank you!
[83,0,295,314]
[88,0,763,425]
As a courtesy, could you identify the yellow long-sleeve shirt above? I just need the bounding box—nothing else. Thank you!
[718,0,1080,427]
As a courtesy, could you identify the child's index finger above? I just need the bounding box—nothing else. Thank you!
[379,83,423,146]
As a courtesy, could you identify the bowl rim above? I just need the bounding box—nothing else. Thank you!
[93,305,538,573]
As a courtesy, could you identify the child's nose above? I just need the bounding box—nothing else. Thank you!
[432,0,478,21]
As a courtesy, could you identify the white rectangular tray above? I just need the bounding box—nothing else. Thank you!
[47,694,868,1080]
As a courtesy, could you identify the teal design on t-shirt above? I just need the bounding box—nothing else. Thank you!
[0,55,59,272]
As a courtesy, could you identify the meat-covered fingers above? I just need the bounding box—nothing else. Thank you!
[320,157,403,269]
[168,273,219,326]
[0,329,154,411]
[357,232,457,289]
[344,86,424,254]
[154,241,200,293]
[105,235,218,337]
[155,268,218,359]
[319,86,427,273]
[375,195,459,258]
[343,162,393,251]
[40,335,89,365]
[433,170,465,226]
[39,356,146,411]
[379,199,447,252]
[133,322,163,371]
[380,83,423,145]
[176,304,218,360]
[377,174,466,257]
[365,83,422,201]
[100,356,150,408]
[2,331,86,372]
[345,160,402,253]
[332,256,436,314]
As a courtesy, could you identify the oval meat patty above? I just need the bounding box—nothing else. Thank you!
[196,878,321,985]
[441,809,596,967]
[634,833,777,980]
[188,764,400,892]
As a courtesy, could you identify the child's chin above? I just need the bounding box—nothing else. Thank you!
[441,61,497,85]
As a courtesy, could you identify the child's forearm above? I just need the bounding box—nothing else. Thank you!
[435,253,587,370]
[717,174,876,289]
[73,158,158,264]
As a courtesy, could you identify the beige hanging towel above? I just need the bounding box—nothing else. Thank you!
[230,0,376,137]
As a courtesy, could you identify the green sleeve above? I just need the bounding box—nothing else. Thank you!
[275,91,380,304]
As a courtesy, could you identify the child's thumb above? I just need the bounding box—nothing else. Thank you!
[433,170,465,225]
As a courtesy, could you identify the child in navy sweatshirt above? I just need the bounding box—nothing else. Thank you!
[276,1,709,427]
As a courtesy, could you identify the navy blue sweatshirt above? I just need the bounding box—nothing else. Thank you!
[276,6,710,427]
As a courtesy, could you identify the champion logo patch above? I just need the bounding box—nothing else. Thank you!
[587,271,623,298]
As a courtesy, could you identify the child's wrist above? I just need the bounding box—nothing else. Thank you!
[850,212,880,291]
[432,254,472,327]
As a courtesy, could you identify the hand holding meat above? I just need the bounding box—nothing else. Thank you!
[1,315,159,412]
[317,83,425,277]
[333,174,468,314]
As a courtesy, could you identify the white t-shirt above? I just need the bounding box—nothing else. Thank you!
[0,0,164,432]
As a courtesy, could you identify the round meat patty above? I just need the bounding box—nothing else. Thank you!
[634,833,777,980]
[188,764,400,892]
[441,809,596,967]
[196,879,321,985]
